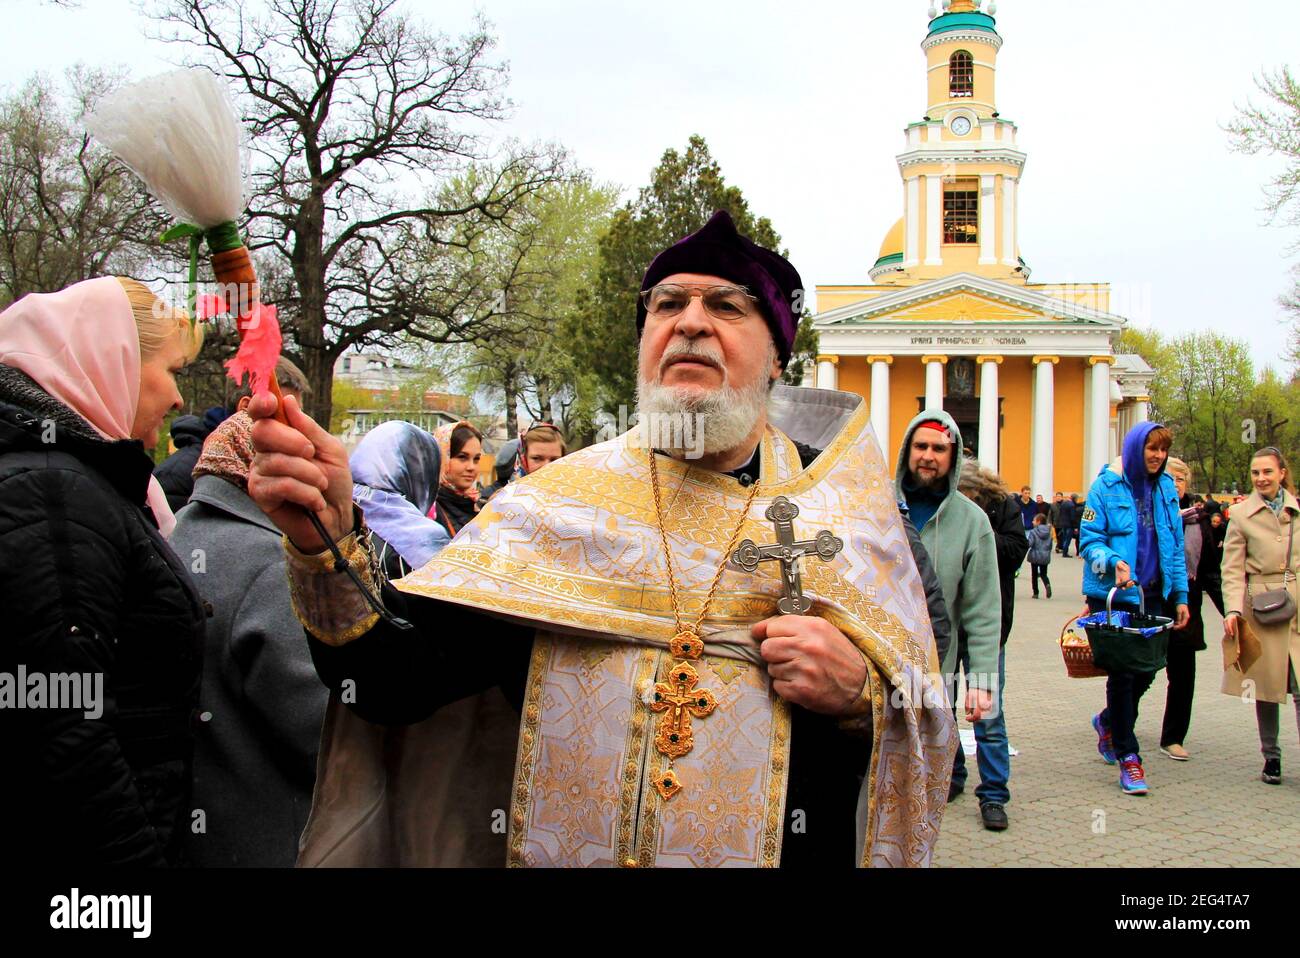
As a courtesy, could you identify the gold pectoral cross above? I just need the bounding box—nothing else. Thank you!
[650,660,717,799]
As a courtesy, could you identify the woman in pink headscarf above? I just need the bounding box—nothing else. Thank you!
[0,276,207,867]
[431,420,484,537]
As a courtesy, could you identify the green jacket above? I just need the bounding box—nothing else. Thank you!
[894,410,1002,687]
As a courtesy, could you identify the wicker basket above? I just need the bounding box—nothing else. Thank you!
[1059,614,1107,679]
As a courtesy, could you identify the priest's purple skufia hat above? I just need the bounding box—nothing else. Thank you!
[635,210,803,368]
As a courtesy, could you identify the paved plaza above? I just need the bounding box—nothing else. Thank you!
[933,556,1298,867]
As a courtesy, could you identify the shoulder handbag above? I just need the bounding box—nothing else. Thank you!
[1248,512,1296,626]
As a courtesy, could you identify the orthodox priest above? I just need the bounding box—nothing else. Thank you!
[247,211,956,868]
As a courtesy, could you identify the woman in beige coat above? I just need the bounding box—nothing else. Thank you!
[1222,447,1300,784]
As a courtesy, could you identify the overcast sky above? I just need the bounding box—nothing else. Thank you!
[5,0,1299,372]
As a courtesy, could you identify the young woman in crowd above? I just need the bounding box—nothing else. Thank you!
[1221,447,1300,785]
[431,420,484,537]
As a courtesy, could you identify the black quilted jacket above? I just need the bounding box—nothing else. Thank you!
[0,364,205,866]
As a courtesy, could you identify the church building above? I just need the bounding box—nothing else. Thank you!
[809,0,1153,494]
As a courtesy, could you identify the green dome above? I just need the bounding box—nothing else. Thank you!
[926,12,998,39]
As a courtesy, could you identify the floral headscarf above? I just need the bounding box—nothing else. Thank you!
[434,420,480,504]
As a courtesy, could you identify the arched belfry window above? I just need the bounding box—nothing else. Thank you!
[949,51,974,98]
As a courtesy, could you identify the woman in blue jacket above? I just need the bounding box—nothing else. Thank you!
[1079,422,1190,795]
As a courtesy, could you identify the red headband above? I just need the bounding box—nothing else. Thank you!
[916,420,951,438]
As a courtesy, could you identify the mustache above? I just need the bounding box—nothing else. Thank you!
[658,341,725,378]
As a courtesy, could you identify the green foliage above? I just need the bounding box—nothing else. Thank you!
[1124,326,1300,492]
[459,175,619,445]
[1161,333,1255,492]
[1115,326,1172,424]
[581,135,788,414]
[1240,366,1300,479]
[782,312,820,386]
[329,379,380,436]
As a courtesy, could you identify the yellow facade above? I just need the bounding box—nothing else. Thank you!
[810,1,1138,494]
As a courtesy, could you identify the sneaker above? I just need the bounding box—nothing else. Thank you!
[1262,759,1282,785]
[980,803,1009,831]
[1092,713,1116,765]
[1119,754,1149,794]
[948,780,964,803]
[1160,744,1190,761]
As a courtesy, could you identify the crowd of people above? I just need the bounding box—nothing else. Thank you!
[0,274,577,866]
[1,214,1295,869]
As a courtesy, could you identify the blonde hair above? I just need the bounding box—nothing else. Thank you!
[115,277,203,363]
[522,423,566,457]
[1166,457,1190,482]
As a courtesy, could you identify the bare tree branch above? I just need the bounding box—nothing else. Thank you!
[145,0,566,423]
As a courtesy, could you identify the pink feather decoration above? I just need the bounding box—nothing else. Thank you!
[224,303,282,396]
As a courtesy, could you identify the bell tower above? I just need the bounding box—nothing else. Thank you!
[877,0,1028,284]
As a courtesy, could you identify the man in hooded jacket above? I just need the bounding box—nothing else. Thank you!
[895,410,1002,819]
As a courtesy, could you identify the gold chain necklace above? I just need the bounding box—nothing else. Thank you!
[646,448,761,800]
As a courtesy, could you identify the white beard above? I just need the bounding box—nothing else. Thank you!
[636,346,774,459]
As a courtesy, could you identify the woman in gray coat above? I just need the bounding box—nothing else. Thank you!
[171,403,329,867]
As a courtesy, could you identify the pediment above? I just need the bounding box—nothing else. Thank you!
[887,291,1041,324]
[815,273,1126,329]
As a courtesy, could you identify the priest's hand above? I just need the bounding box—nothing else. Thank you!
[246,392,355,552]
[751,615,868,716]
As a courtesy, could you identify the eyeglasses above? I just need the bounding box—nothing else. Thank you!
[640,283,758,322]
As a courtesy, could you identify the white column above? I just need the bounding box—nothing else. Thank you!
[1087,358,1110,486]
[978,356,1001,473]
[1031,356,1057,495]
[816,355,838,391]
[1001,176,1018,265]
[869,356,892,457]
[979,174,997,264]
[925,175,943,265]
[1132,396,1150,425]
[923,356,945,411]
[1110,379,1124,463]
[799,362,814,389]
[905,177,920,267]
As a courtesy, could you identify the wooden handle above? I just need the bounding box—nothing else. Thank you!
[210,245,259,307]
[210,244,288,425]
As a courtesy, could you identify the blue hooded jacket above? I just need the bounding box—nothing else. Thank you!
[1078,421,1188,607]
